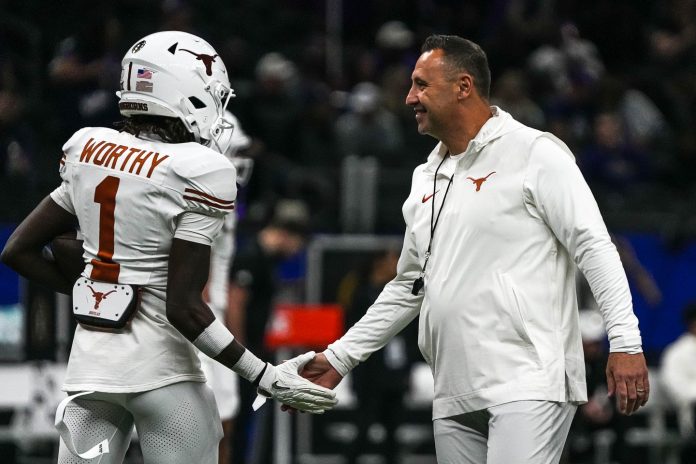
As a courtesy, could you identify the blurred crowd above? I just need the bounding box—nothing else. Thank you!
[1,0,695,236]
[2,1,696,462]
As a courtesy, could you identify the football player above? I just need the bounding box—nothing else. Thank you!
[1,31,335,464]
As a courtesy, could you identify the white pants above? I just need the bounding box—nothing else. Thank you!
[57,381,223,464]
[433,400,577,464]
[199,352,240,421]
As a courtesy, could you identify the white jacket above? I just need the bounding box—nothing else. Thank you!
[326,108,643,419]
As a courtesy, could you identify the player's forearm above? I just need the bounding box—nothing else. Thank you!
[166,297,217,341]
[1,245,73,294]
[1,197,77,295]
[167,237,267,382]
[215,339,268,383]
[166,286,268,383]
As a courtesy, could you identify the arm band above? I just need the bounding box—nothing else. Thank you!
[232,349,266,382]
[193,319,235,358]
[252,364,268,387]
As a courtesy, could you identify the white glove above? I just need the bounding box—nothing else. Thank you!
[252,351,338,414]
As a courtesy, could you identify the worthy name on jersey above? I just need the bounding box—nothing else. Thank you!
[78,137,169,179]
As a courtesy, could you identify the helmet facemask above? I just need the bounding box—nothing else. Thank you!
[217,110,254,185]
[206,82,236,153]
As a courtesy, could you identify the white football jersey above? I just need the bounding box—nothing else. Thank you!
[50,126,237,393]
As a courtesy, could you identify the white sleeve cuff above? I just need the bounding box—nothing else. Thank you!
[323,344,354,377]
[608,335,643,354]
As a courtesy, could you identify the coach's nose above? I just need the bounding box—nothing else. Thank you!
[405,85,418,107]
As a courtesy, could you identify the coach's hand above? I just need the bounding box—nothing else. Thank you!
[606,352,649,415]
[254,351,338,414]
[299,352,344,389]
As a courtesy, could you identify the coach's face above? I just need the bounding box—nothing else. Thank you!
[405,49,460,139]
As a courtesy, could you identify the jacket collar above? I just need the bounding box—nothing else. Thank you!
[423,106,513,177]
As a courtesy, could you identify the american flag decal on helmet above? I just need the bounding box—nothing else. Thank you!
[184,188,235,210]
[137,68,153,79]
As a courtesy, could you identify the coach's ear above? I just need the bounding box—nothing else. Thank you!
[458,73,474,99]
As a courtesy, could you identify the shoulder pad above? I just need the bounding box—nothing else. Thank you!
[171,150,237,217]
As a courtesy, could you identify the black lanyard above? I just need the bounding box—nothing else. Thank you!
[412,154,455,295]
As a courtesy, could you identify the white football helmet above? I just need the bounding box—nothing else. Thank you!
[117,31,234,151]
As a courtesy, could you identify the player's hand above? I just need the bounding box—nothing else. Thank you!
[606,352,649,415]
[254,351,338,414]
[281,352,344,413]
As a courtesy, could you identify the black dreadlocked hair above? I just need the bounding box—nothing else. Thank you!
[114,115,195,144]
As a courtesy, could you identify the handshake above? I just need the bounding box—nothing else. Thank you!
[252,351,342,414]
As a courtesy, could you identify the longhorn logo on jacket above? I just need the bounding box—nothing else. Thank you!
[466,172,496,191]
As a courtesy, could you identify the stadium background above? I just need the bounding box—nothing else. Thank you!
[0,0,695,463]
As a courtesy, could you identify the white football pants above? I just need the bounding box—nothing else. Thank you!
[57,381,222,464]
[433,400,577,464]
[199,351,240,421]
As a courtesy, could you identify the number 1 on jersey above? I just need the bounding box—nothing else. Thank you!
[91,176,121,282]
